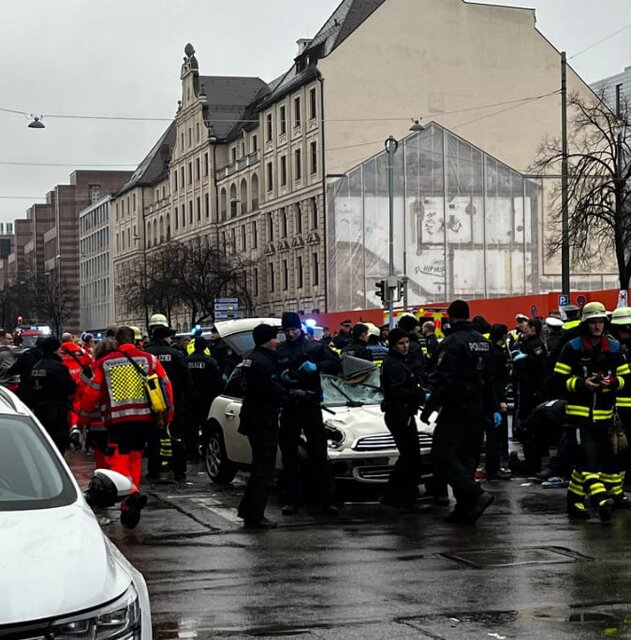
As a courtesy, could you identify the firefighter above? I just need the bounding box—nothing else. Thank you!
[187,337,223,461]
[145,324,192,480]
[341,323,373,362]
[553,301,630,522]
[605,306,631,507]
[422,300,499,523]
[380,328,431,513]
[79,326,174,528]
[31,337,76,455]
[365,323,388,366]
[277,311,341,515]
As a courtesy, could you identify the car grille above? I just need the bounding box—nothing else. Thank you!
[353,433,433,452]
[356,466,393,480]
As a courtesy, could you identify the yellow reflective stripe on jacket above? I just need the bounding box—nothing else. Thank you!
[593,409,614,421]
[617,364,631,376]
[566,405,590,417]
[617,377,626,391]
[554,361,572,375]
[616,397,631,407]
[566,376,580,392]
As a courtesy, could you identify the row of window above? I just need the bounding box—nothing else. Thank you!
[80,228,109,257]
[265,142,318,192]
[265,88,318,142]
[80,201,107,234]
[80,252,110,281]
[115,226,137,253]
[178,121,204,155]
[80,278,110,302]
[172,153,210,192]
[265,252,320,295]
[115,193,136,221]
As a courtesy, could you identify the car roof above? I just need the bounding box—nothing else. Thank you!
[0,386,36,417]
[214,318,281,338]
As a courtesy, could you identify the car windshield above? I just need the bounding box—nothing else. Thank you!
[0,415,77,511]
[321,368,383,408]
[20,336,40,348]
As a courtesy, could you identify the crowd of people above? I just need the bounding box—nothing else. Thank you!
[7,297,631,531]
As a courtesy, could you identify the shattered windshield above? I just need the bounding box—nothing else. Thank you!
[321,369,382,408]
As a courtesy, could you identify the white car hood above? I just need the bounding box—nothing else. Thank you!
[0,502,131,625]
[323,404,436,441]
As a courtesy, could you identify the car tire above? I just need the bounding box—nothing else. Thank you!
[203,423,237,484]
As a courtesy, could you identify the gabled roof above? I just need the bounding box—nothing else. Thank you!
[200,75,268,139]
[116,123,176,196]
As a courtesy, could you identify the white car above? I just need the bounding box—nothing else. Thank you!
[0,387,151,639]
[202,318,435,487]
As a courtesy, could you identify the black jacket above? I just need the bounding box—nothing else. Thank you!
[342,338,373,362]
[380,351,424,413]
[514,335,547,400]
[8,347,43,405]
[187,351,223,401]
[239,346,288,432]
[145,339,193,408]
[277,334,341,397]
[31,353,76,406]
[427,321,497,418]
[332,332,352,350]
[488,342,509,404]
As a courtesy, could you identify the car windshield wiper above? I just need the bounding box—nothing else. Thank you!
[329,378,363,406]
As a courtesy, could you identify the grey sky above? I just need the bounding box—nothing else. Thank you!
[1,0,631,224]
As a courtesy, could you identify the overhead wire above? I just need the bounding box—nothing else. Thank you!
[569,23,631,60]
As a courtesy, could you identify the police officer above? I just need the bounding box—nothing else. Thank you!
[341,323,373,362]
[422,300,500,523]
[237,324,288,529]
[31,337,76,454]
[187,336,223,461]
[145,325,192,480]
[277,311,341,515]
[548,304,582,365]
[332,319,353,350]
[380,328,431,512]
[7,337,44,407]
[553,301,629,522]
[508,313,529,353]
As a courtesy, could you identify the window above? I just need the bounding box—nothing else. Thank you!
[240,179,248,214]
[174,172,178,192]
[188,127,192,147]
[196,197,201,221]
[266,113,273,141]
[220,189,227,221]
[267,213,274,241]
[254,267,259,296]
[251,174,259,210]
[280,156,287,187]
[175,207,179,230]
[294,97,301,128]
[204,152,209,176]
[181,205,185,228]
[280,208,288,237]
[180,166,185,188]
[312,252,319,286]
[231,228,236,253]
[188,162,192,184]
[230,184,238,217]
[295,149,302,181]
[266,162,273,192]
[310,141,318,174]
[89,185,101,204]
[241,226,247,251]
[310,197,318,229]
[188,201,193,225]
[196,122,200,142]
[231,147,237,163]
[252,221,258,248]
[282,259,288,290]
[132,193,136,211]
[204,193,209,218]
[297,255,303,288]
[252,134,258,153]
[309,87,317,120]
[295,203,302,234]
[269,263,275,292]
[196,157,200,181]
[181,132,184,150]
[280,105,286,135]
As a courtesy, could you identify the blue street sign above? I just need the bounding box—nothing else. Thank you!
[558,294,569,307]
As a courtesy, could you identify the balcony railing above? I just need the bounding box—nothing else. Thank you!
[215,151,260,181]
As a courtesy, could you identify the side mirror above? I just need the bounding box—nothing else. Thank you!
[84,469,136,510]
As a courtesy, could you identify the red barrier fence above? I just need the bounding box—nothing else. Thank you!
[307,289,625,330]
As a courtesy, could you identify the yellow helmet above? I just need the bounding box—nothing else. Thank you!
[581,301,607,322]
[611,306,631,326]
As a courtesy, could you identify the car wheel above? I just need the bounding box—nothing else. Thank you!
[203,424,237,484]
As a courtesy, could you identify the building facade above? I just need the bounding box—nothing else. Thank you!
[113,0,616,329]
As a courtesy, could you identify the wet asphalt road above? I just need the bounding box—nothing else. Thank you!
[69,452,631,639]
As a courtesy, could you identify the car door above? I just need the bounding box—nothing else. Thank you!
[215,367,252,465]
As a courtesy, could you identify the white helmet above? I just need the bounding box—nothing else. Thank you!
[611,306,631,326]
[581,301,608,322]
[149,313,169,328]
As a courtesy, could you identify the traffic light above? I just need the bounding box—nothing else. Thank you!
[375,279,386,301]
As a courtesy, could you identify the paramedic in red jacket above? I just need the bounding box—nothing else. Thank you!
[80,326,173,528]
[60,333,92,438]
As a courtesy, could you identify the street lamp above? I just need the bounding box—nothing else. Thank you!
[28,115,45,129]
[385,136,399,328]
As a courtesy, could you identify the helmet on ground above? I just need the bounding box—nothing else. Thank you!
[581,301,608,323]
[149,313,169,328]
[611,306,631,326]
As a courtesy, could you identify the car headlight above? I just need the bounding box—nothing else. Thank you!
[324,419,346,449]
[49,584,141,639]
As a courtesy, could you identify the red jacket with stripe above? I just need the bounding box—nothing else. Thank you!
[79,343,174,426]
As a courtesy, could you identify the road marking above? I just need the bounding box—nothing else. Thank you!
[190,497,242,524]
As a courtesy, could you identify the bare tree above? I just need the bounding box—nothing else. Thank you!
[21,270,74,336]
[532,91,631,288]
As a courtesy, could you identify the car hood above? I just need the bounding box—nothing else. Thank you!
[0,502,131,625]
[322,404,436,442]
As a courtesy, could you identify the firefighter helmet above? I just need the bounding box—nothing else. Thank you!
[581,301,608,322]
[149,313,169,328]
[611,306,631,326]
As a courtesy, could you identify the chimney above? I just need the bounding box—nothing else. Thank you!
[297,38,312,55]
